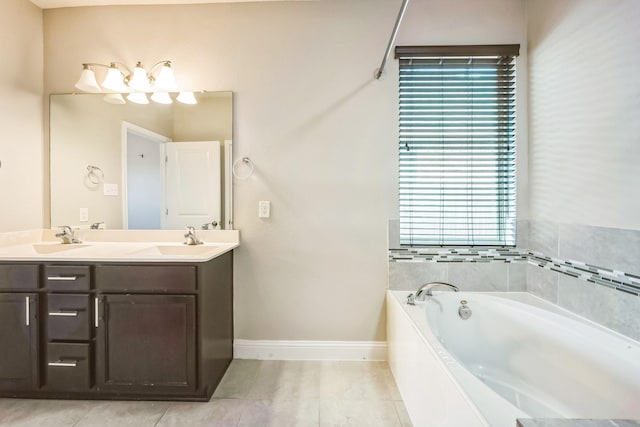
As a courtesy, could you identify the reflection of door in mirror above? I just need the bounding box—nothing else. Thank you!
[165,141,221,230]
[123,123,221,230]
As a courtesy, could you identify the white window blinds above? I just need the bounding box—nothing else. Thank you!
[396,45,519,246]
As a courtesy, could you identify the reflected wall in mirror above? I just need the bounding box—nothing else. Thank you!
[50,91,233,230]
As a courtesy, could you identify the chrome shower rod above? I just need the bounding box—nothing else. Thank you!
[375,0,410,80]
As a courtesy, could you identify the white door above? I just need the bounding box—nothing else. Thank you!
[165,141,221,230]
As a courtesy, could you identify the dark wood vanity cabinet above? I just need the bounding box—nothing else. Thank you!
[0,264,40,391]
[0,251,233,401]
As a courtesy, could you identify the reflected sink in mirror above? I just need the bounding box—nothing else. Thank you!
[129,245,219,257]
[31,244,90,254]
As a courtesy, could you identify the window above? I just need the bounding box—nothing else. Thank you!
[396,45,519,246]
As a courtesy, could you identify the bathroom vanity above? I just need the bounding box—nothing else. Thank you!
[0,229,238,401]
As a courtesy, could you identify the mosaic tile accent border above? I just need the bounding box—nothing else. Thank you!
[527,251,640,297]
[389,247,640,297]
[389,247,529,263]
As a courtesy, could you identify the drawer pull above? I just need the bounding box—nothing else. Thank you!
[94,297,99,328]
[47,276,78,281]
[48,361,78,368]
[48,311,79,317]
[25,296,30,326]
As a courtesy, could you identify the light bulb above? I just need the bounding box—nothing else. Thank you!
[153,61,177,91]
[75,65,101,92]
[129,62,152,92]
[102,63,129,92]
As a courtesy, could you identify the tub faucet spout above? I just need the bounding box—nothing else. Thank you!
[414,282,459,301]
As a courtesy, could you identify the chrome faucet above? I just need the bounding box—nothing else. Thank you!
[201,221,218,230]
[90,222,104,230]
[55,226,82,244]
[414,282,459,302]
[184,226,203,245]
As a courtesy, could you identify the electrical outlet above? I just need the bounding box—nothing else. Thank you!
[79,208,89,222]
[258,201,271,219]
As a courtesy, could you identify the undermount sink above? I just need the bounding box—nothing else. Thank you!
[31,243,90,254]
[131,245,219,256]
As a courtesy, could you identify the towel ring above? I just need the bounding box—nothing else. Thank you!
[232,157,254,180]
[87,165,104,184]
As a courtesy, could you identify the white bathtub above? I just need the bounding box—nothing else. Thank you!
[387,291,640,427]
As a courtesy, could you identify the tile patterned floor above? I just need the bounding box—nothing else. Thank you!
[0,360,413,427]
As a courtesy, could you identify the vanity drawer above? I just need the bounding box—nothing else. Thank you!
[46,343,91,391]
[0,264,39,290]
[95,265,196,292]
[47,294,91,341]
[44,265,90,291]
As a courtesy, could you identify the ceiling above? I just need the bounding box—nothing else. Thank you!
[30,0,307,9]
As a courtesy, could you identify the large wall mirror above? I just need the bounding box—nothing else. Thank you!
[50,91,233,230]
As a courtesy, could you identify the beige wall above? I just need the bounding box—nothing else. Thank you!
[0,0,43,232]
[528,0,640,230]
[43,0,526,341]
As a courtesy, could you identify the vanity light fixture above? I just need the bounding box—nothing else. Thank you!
[75,64,101,92]
[101,63,130,92]
[74,60,194,104]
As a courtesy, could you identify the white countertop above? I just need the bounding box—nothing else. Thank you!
[0,229,239,263]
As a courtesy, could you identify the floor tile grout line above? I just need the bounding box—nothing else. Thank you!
[153,405,171,427]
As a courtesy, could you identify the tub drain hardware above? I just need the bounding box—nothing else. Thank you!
[458,302,472,320]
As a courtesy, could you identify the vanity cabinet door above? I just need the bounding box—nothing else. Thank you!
[0,293,39,391]
[95,294,196,394]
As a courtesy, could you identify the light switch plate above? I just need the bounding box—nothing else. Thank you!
[258,201,271,218]
[104,183,118,196]
[79,208,89,222]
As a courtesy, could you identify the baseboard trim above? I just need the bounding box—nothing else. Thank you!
[233,339,387,361]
